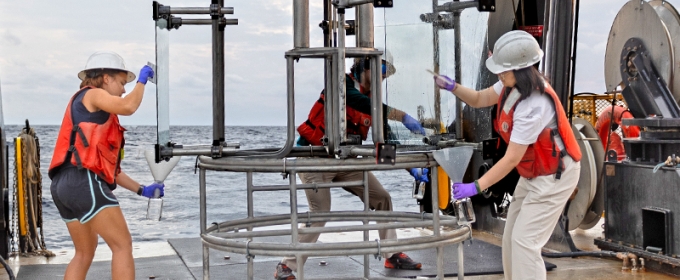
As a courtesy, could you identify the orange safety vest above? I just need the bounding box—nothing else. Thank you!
[494,84,581,179]
[48,87,126,185]
[297,90,372,146]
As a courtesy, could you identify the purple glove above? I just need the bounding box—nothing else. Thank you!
[402,114,426,135]
[433,74,456,91]
[140,182,165,198]
[137,65,155,85]
[452,181,480,200]
[409,168,429,183]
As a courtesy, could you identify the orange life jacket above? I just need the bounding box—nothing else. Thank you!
[48,87,126,185]
[297,91,372,146]
[494,84,581,179]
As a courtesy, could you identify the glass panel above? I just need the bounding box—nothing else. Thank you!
[376,1,489,145]
[155,19,170,148]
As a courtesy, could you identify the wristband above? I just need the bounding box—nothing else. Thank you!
[474,180,482,193]
[137,185,144,196]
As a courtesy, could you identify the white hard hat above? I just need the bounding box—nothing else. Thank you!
[485,30,543,74]
[379,47,396,77]
[78,51,136,83]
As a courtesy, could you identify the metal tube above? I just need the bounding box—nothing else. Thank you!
[289,171,299,245]
[169,7,234,15]
[155,19,171,150]
[436,1,477,12]
[454,10,463,139]
[337,9,348,145]
[211,210,455,228]
[199,168,209,279]
[433,0,442,131]
[363,171,370,278]
[253,180,363,191]
[293,0,310,48]
[246,172,254,280]
[212,220,457,239]
[212,0,225,146]
[458,243,465,279]
[355,2,374,48]
[371,54,385,143]
[180,18,238,25]
[431,166,440,235]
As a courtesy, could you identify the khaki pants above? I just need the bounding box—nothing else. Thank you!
[502,156,581,280]
[281,171,397,271]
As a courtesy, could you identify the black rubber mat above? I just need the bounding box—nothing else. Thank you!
[16,255,193,280]
[168,237,556,279]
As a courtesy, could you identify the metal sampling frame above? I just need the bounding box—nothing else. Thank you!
[151,1,474,279]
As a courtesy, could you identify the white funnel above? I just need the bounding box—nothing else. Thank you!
[144,150,181,183]
[432,146,474,183]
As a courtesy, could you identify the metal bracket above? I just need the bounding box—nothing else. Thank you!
[245,240,255,260]
[374,239,382,260]
[376,143,396,165]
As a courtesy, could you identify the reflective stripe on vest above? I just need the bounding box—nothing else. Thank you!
[48,87,126,185]
[494,84,582,179]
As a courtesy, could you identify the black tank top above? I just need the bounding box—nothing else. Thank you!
[72,89,110,125]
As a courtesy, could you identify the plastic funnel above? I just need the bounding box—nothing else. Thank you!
[432,146,474,183]
[144,150,181,183]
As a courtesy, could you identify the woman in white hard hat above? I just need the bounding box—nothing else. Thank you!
[48,51,158,280]
[433,30,582,280]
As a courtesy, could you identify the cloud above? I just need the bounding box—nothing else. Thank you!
[0,0,675,126]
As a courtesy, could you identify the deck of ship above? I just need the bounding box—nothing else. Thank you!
[1,218,677,279]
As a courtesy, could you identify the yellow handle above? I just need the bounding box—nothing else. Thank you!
[437,166,450,210]
[16,137,26,236]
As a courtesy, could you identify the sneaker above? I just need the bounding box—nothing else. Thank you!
[274,262,296,280]
[384,252,422,270]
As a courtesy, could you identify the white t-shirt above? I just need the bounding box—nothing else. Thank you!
[492,81,560,147]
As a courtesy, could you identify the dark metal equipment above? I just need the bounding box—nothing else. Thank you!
[595,0,680,276]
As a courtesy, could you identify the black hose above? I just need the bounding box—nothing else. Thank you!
[542,250,618,258]
[0,255,15,280]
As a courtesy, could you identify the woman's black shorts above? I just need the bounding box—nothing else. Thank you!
[50,165,119,223]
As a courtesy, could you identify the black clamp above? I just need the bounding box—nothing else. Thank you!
[374,239,382,260]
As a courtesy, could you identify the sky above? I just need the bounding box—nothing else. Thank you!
[0,0,673,126]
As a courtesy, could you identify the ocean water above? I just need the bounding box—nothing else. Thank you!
[5,125,420,250]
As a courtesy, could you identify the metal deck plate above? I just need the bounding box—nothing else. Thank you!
[168,237,556,279]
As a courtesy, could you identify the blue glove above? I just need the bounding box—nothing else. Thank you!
[137,65,154,85]
[409,168,429,183]
[140,182,164,198]
[402,114,426,135]
[433,74,456,91]
[452,181,480,200]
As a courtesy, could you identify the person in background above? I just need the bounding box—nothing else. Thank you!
[433,30,581,280]
[275,53,426,280]
[595,105,640,161]
[48,51,162,280]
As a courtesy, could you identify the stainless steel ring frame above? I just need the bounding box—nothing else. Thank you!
[197,153,471,280]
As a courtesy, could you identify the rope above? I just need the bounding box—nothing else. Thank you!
[13,126,54,257]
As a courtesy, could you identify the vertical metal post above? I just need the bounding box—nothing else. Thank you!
[212,0,226,147]
[356,3,374,48]
[289,170,299,244]
[453,8,463,139]
[371,53,384,143]
[337,9,348,146]
[246,172,254,279]
[431,167,444,279]
[199,168,209,280]
[323,0,334,152]
[543,0,575,110]
[362,171,370,278]
[293,0,310,48]
[457,243,465,280]
[432,0,442,131]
